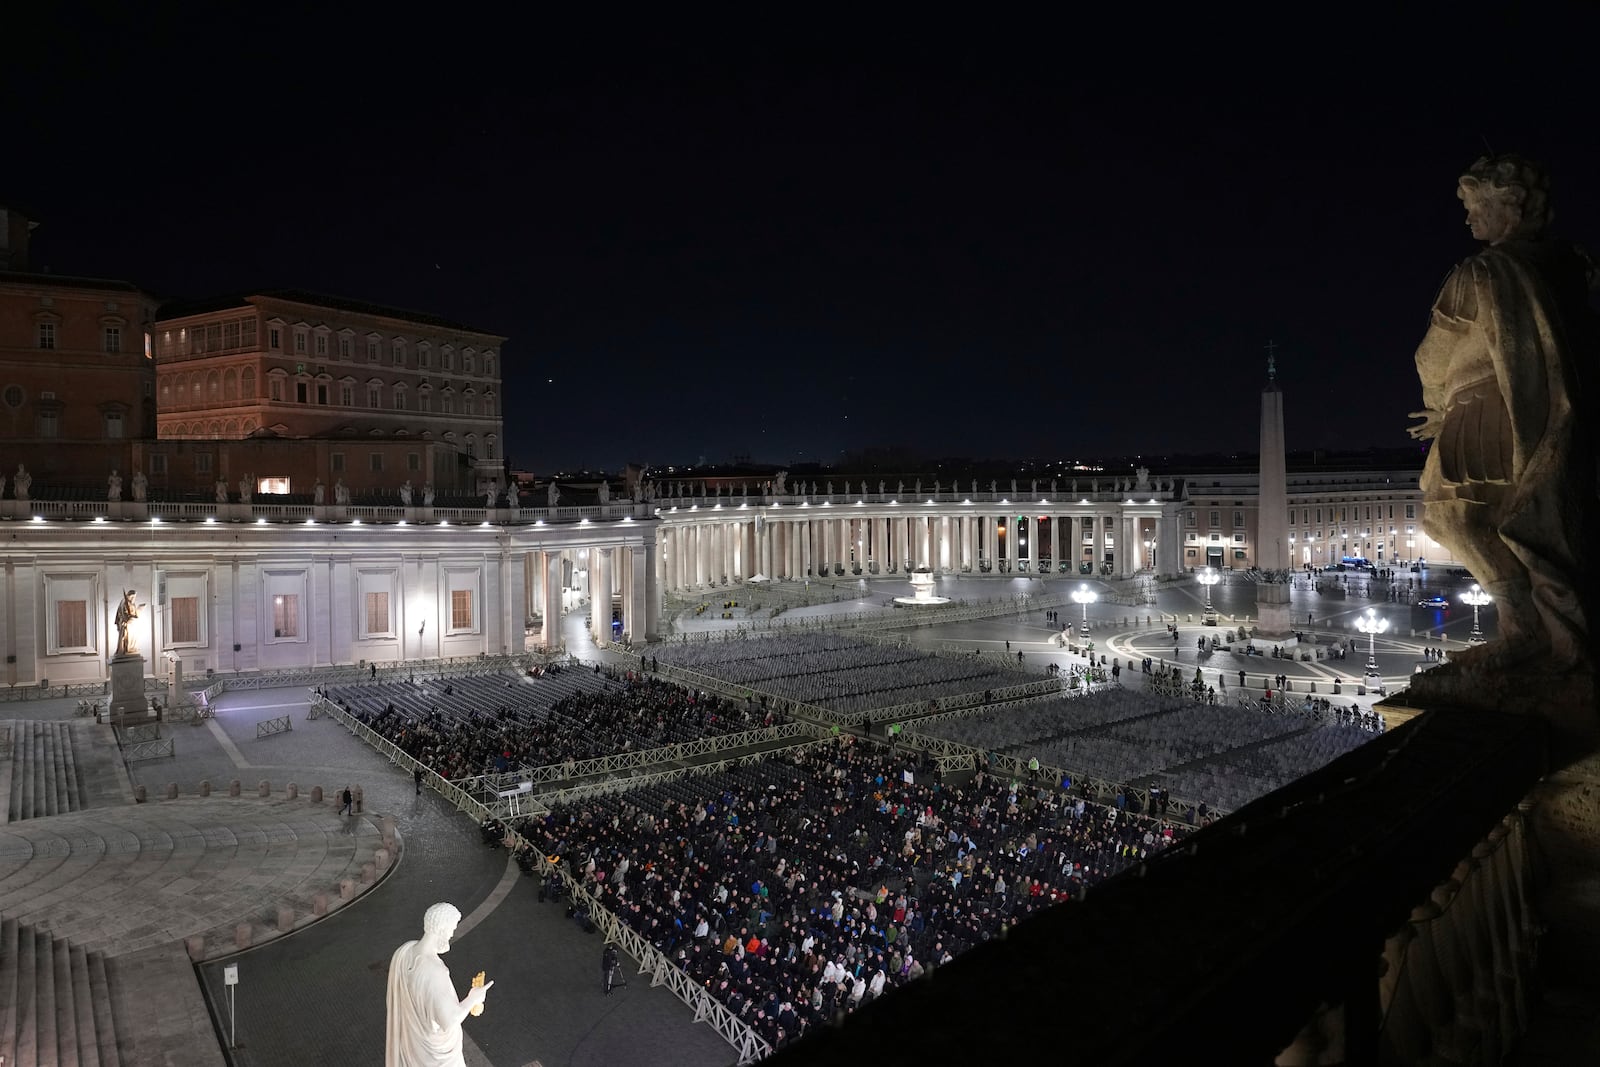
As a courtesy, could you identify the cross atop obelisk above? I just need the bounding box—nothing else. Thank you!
[1265,339,1279,384]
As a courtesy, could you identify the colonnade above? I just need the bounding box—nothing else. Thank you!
[523,541,659,648]
[657,507,1176,593]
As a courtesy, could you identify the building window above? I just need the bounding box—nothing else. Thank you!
[367,385,381,408]
[38,410,58,438]
[1233,510,1244,528]
[332,453,345,473]
[367,339,379,362]
[170,596,200,644]
[393,385,406,409]
[339,337,351,359]
[269,328,281,350]
[407,452,420,472]
[315,334,328,356]
[241,368,257,398]
[1234,533,1245,543]
[484,355,495,377]
[464,353,475,375]
[3,385,22,407]
[392,339,405,365]
[451,589,473,631]
[38,322,57,349]
[340,383,354,406]
[1184,512,1196,528]
[1288,509,1296,524]
[1404,504,1415,519]
[486,440,496,461]
[297,381,309,403]
[419,346,431,370]
[104,326,122,353]
[196,453,213,474]
[57,601,89,649]
[294,331,307,354]
[269,378,283,402]
[369,453,383,472]
[1208,510,1219,528]
[443,349,454,372]
[105,411,124,439]
[272,594,300,639]
[317,383,328,405]
[365,592,390,636]
[150,454,167,476]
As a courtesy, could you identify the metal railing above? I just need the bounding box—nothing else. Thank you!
[118,723,163,744]
[533,740,833,808]
[255,715,293,738]
[123,737,176,762]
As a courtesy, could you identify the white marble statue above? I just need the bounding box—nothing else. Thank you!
[508,480,520,506]
[598,482,610,504]
[400,480,413,506]
[547,482,559,508]
[774,471,787,494]
[107,469,122,502]
[1030,479,1037,495]
[131,470,147,502]
[238,477,252,504]
[215,478,229,504]
[1010,479,1017,495]
[15,464,31,500]
[914,480,922,497]
[314,479,326,505]
[1072,479,1078,495]
[335,478,349,505]
[423,483,435,507]
[1136,466,1151,491]
[386,902,493,1067]
[632,483,643,503]
[0,474,6,498]
[114,589,141,657]
[484,486,497,508]
[989,480,996,494]
[1051,479,1058,495]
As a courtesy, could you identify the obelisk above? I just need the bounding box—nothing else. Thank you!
[1255,347,1293,637]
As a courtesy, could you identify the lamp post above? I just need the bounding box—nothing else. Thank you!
[1197,567,1219,613]
[1356,607,1388,691]
[1072,584,1098,638]
[1460,583,1492,644]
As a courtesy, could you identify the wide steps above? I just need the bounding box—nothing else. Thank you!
[0,918,122,1067]
[4,721,116,823]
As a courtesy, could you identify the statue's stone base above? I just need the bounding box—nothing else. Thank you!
[107,654,152,725]
[1254,581,1294,639]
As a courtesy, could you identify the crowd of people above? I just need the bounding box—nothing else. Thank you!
[333,670,776,782]
[516,738,1183,1049]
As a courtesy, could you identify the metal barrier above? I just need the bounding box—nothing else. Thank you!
[255,715,293,738]
[124,737,176,762]
[119,723,163,744]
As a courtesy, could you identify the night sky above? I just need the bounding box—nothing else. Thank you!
[7,10,1599,473]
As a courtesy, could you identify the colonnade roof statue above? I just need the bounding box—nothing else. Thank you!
[386,902,493,1067]
[1405,153,1599,760]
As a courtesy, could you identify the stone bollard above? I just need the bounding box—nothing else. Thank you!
[375,848,391,872]
[277,906,295,933]
[185,935,206,961]
[235,923,252,949]
[382,815,397,851]
[354,785,364,813]
[166,783,179,800]
[200,780,212,797]
[362,862,377,884]
[229,779,241,798]
[286,782,298,800]
[313,892,330,916]
[259,780,271,797]
[339,878,356,900]
[311,786,324,803]
[134,784,147,803]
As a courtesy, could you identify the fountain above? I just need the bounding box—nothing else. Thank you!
[894,568,951,607]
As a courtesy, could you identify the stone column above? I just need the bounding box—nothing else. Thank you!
[622,546,646,642]
[543,551,563,650]
[645,537,661,638]
[1006,512,1019,573]
[590,546,612,642]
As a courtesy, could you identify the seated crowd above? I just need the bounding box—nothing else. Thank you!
[517,738,1183,1049]
[331,670,775,781]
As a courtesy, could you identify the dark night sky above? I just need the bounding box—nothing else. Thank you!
[6,9,1599,473]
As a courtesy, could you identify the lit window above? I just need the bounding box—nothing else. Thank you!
[56,601,89,649]
[451,589,473,631]
[365,592,390,636]
[38,410,58,438]
[104,326,122,353]
[105,411,124,439]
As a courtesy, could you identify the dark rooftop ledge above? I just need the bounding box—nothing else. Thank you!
[769,706,1550,1066]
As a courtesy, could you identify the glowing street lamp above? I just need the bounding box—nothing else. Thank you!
[1356,607,1388,689]
[1197,567,1219,613]
[1460,583,1492,644]
[1071,584,1098,638]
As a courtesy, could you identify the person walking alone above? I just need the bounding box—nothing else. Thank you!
[602,944,626,995]
[413,767,424,796]
[340,786,354,816]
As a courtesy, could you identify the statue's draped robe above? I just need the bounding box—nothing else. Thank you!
[1415,239,1596,662]
[386,941,465,1067]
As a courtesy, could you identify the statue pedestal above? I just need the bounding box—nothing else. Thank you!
[1255,581,1294,638]
[107,654,151,726]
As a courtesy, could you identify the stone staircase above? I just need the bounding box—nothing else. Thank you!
[2,720,128,824]
[0,917,123,1067]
